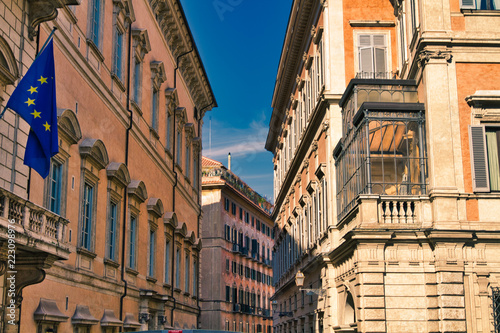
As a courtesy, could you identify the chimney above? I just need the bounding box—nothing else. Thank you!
[228,152,231,171]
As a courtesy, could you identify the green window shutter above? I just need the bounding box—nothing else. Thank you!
[469,125,490,192]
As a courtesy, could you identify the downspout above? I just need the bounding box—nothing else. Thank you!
[119,22,133,322]
[170,47,193,328]
[194,102,214,328]
[16,5,29,332]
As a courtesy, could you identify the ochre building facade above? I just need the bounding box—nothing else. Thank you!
[200,156,274,333]
[267,0,500,332]
[0,0,215,332]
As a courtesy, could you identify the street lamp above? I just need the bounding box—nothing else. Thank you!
[295,270,326,297]
[271,300,293,317]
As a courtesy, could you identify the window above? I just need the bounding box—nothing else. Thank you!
[106,201,118,261]
[231,202,236,215]
[166,112,172,150]
[469,126,500,192]
[165,240,171,283]
[193,259,198,296]
[113,29,124,80]
[80,183,94,250]
[225,286,231,302]
[226,259,230,271]
[148,229,156,277]
[193,152,199,189]
[461,0,499,9]
[357,34,387,79]
[175,248,181,288]
[224,198,230,211]
[239,207,243,220]
[185,142,191,179]
[48,160,63,214]
[89,0,103,47]
[133,60,142,104]
[128,216,137,269]
[151,87,159,132]
[177,130,182,165]
[185,253,190,292]
[492,287,500,332]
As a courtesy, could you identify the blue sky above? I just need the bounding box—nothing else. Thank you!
[180,0,292,203]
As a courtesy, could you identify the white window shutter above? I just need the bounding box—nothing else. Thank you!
[359,47,373,75]
[469,125,490,192]
[461,0,476,9]
[374,47,387,77]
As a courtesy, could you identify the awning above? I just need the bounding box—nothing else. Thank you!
[100,309,122,327]
[71,305,98,325]
[33,298,69,323]
[123,313,141,328]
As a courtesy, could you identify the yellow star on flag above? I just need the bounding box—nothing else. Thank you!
[43,122,51,131]
[38,76,48,84]
[27,86,38,94]
[31,110,41,119]
[25,98,35,106]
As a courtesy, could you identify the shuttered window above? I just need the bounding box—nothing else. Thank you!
[358,34,387,79]
[469,125,490,192]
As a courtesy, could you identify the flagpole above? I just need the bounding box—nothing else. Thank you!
[0,27,57,120]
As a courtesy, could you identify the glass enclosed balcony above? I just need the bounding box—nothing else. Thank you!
[334,79,427,222]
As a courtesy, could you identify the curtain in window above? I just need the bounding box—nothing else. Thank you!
[486,131,500,191]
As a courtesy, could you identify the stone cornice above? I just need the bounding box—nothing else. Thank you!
[148,0,216,115]
[266,0,323,153]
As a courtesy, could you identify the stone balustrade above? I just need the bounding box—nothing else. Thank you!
[0,187,69,253]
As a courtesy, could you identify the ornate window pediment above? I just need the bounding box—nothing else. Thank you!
[57,108,82,145]
[165,87,179,110]
[176,107,187,126]
[79,138,109,170]
[106,162,131,188]
[0,36,17,87]
[113,0,135,28]
[150,61,166,89]
[132,29,151,61]
[28,0,80,40]
[127,180,148,203]
[164,212,178,229]
[147,197,164,218]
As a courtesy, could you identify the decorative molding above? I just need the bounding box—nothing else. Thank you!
[349,20,395,27]
[28,0,80,40]
[466,91,500,121]
[417,49,452,67]
[150,61,167,89]
[132,29,151,61]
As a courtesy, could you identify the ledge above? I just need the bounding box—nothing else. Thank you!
[104,258,120,268]
[126,267,139,276]
[77,247,97,259]
[349,20,395,27]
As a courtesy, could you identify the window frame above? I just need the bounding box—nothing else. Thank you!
[354,31,392,79]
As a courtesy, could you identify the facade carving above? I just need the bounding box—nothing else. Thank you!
[0,0,215,332]
[267,0,500,332]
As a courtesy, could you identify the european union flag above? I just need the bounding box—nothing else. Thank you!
[5,37,58,178]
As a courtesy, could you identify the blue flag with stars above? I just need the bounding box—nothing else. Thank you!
[5,37,58,178]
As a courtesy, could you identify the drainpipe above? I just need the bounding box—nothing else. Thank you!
[170,47,194,328]
[119,21,133,322]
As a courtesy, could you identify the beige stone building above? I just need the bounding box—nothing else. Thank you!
[267,0,500,332]
[200,156,274,333]
[0,0,215,332]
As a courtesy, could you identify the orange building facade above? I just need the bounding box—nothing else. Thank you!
[200,156,274,333]
[0,0,215,332]
[268,0,500,332]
